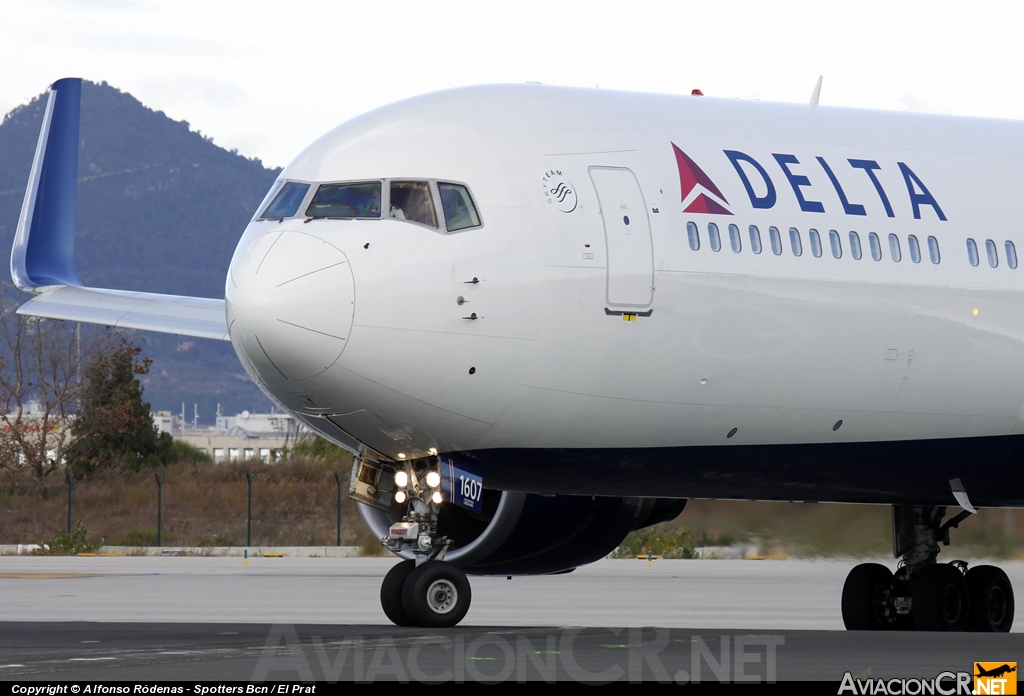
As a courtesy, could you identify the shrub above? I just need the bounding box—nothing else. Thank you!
[36,519,104,555]
[612,525,697,559]
[288,434,351,463]
[359,537,385,557]
[163,440,212,464]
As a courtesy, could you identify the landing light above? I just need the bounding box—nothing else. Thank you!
[394,471,409,488]
[395,491,407,504]
[432,491,443,505]
[426,471,441,488]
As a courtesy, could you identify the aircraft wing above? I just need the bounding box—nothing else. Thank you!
[10,77,229,341]
[17,286,228,341]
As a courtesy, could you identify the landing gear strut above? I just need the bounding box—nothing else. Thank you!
[842,502,1015,632]
[375,459,473,628]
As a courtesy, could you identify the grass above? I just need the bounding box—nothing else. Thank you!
[612,525,698,559]
[3,459,1023,559]
[0,455,382,550]
[644,499,1024,559]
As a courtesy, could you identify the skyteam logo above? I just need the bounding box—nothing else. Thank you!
[672,143,732,216]
[542,169,578,213]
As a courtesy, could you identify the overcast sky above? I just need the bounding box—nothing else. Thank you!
[2,0,1022,169]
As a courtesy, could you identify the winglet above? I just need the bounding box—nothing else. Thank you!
[9,78,229,341]
[809,75,823,109]
[11,77,84,291]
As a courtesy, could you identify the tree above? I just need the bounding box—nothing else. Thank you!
[0,290,107,478]
[66,335,170,476]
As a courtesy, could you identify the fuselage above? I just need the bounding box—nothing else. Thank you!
[224,84,1024,506]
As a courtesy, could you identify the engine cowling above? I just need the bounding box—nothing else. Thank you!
[360,491,686,575]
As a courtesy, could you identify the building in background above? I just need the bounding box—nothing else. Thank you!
[215,410,297,439]
[152,408,299,463]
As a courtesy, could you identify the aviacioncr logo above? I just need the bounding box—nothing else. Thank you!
[542,169,578,213]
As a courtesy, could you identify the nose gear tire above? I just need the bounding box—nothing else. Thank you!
[381,559,416,627]
[401,561,472,628]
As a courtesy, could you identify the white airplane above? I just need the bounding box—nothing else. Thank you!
[12,77,1020,632]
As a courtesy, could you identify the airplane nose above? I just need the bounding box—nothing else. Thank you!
[226,230,354,381]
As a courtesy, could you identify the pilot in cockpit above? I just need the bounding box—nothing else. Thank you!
[389,181,436,227]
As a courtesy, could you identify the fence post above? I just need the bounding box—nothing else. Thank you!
[246,472,255,547]
[334,472,343,546]
[65,470,74,534]
[155,473,165,547]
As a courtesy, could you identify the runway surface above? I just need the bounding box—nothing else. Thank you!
[1,556,1022,681]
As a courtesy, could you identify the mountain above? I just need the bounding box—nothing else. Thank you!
[0,81,283,420]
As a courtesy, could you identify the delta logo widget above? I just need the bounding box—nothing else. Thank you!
[672,144,732,215]
[670,143,947,222]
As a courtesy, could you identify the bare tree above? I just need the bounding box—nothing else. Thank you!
[0,290,108,478]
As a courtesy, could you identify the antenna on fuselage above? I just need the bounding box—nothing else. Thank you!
[809,75,823,108]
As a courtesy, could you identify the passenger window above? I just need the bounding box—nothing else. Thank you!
[849,232,863,260]
[769,226,782,255]
[928,236,940,264]
[749,225,762,254]
[306,182,381,218]
[868,233,881,261]
[687,222,700,251]
[438,183,481,231]
[829,230,842,259]
[1007,241,1018,269]
[708,223,722,252]
[809,229,822,258]
[888,234,901,262]
[908,235,922,263]
[789,227,802,257]
[967,238,980,267]
[729,224,742,253]
[986,239,999,268]
[262,182,311,219]
[389,181,437,228]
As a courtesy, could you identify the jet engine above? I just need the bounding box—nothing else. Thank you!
[359,477,686,575]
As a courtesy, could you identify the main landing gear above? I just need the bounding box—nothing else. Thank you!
[377,460,472,628]
[842,502,1015,632]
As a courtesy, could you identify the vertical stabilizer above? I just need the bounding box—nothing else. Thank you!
[11,77,83,291]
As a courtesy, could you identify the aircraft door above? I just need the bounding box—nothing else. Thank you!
[589,167,654,311]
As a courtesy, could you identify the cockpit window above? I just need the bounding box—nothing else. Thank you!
[389,181,437,228]
[438,183,481,232]
[261,182,310,219]
[306,182,381,218]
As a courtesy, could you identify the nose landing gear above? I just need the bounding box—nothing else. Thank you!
[377,459,474,628]
[842,503,1015,632]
